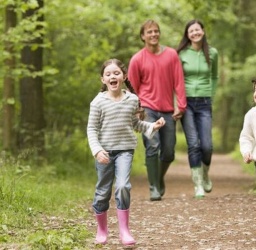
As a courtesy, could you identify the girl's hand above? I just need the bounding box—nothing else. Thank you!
[96,150,110,164]
[243,152,252,164]
[153,117,166,130]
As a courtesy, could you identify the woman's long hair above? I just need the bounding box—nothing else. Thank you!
[176,19,210,66]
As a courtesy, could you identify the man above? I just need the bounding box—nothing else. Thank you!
[128,20,187,201]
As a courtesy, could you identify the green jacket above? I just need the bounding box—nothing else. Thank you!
[179,46,218,97]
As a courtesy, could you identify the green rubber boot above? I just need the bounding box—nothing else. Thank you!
[146,155,161,201]
[203,164,213,193]
[191,167,205,199]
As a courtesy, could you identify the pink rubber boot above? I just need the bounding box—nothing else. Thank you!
[117,209,136,246]
[95,211,108,244]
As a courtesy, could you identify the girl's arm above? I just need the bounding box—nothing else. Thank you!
[153,117,166,130]
[87,103,104,157]
[144,117,166,139]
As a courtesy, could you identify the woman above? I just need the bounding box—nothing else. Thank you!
[177,20,218,198]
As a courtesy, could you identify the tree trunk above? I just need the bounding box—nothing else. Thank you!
[19,0,45,158]
[3,4,17,151]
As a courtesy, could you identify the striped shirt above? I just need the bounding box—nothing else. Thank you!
[87,90,154,156]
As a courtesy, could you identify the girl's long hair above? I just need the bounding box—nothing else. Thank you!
[176,19,210,66]
[100,58,145,119]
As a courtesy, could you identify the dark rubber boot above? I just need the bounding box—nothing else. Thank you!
[159,161,170,196]
[146,155,161,201]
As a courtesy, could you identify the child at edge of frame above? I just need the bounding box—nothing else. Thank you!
[239,77,256,169]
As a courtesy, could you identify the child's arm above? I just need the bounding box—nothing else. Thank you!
[153,117,166,130]
[242,152,253,164]
[143,117,165,139]
[239,111,255,163]
[95,150,110,164]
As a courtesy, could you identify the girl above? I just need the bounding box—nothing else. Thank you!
[87,58,165,246]
[239,78,256,166]
[177,20,218,198]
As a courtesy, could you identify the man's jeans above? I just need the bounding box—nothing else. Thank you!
[181,97,212,168]
[92,150,134,214]
[142,108,176,163]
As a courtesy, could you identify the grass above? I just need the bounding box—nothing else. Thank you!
[0,154,95,249]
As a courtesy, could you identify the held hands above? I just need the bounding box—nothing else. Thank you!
[172,108,184,121]
[96,150,110,164]
[153,117,166,130]
[243,152,253,164]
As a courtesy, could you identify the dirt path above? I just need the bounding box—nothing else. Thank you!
[85,153,256,250]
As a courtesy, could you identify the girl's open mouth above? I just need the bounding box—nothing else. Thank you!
[110,81,118,85]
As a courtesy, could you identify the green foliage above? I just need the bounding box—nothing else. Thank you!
[27,227,92,250]
[214,54,256,151]
[176,125,188,152]
[45,129,96,179]
[131,135,146,176]
[0,0,56,79]
[1,0,255,158]
[0,152,94,248]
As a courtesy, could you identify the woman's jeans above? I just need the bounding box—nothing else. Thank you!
[142,108,176,162]
[92,150,134,214]
[181,97,212,168]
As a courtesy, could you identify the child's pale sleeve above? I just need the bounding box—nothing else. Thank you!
[239,111,254,158]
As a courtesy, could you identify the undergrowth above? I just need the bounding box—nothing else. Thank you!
[0,151,95,249]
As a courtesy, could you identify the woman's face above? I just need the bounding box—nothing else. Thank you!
[187,23,204,44]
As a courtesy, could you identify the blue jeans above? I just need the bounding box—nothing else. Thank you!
[142,108,176,162]
[92,150,134,214]
[181,97,212,168]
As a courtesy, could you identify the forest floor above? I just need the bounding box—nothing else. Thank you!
[85,153,256,250]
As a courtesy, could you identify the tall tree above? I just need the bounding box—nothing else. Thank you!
[19,0,45,157]
[3,4,17,151]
